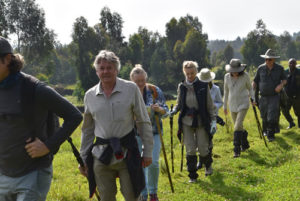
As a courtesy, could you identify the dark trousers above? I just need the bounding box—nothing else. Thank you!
[259,95,280,133]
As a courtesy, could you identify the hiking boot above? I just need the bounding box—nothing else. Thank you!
[233,131,241,158]
[149,194,159,201]
[287,122,295,129]
[205,165,213,176]
[234,152,240,158]
[241,130,250,151]
[188,178,197,183]
[267,136,275,142]
[138,194,147,201]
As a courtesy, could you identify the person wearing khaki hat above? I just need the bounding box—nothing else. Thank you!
[253,49,287,142]
[196,68,223,170]
[0,37,82,200]
[223,59,254,158]
[197,68,224,126]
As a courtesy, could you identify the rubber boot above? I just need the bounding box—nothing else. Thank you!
[241,130,250,151]
[200,154,213,176]
[186,155,198,183]
[233,131,241,158]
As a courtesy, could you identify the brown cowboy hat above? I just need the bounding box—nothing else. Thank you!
[260,49,280,59]
[225,59,247,73]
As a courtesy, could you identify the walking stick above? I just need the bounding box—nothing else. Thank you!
[180,137,184,172]
[67,137,101,201]
[169,104,174,173]
[250,99,268,148]
[154,115,175,193]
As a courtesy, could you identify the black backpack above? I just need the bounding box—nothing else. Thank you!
[21,73,60,154]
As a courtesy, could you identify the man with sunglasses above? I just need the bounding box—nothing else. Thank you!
[252,49,287,142]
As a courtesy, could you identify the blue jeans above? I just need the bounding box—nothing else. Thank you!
[136,134,161,196]
[0,165,52,201]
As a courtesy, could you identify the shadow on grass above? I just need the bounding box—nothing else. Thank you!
[243,150,268,166]
[198,171,262,200]
[273,136,293,151]
[282,130,300,145]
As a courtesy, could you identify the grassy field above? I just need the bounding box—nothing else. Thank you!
[47,100,300,201]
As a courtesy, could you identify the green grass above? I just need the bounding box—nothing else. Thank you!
[48,100,300,201]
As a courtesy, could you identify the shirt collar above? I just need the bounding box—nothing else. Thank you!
[95,77,122,96]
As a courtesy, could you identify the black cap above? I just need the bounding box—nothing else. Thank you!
[0,36,13,54]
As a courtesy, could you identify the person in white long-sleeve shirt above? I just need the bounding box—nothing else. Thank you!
[223,59,254,158]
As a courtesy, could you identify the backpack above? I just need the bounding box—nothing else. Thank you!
[21,73,60,154]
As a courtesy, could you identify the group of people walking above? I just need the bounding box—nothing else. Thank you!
[0,35,299,201]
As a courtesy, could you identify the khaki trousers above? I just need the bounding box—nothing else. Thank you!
[93,157,137,201]
[182,124,210,157]
[231,109,248,131]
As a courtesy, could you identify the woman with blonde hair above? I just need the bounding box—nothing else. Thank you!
[170,61,216,183]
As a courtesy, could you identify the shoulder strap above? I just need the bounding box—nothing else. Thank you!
[146,84,158,102]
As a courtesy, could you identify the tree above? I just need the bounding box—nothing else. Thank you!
[4,0,55,62]
[72,17,98,94]
[241,19,278,67]
[0,0,8,37]
[181,29,210,68]
[100,7,124,45]
[128,33,144,65]
[278,31,292,59]
[223,44,234,64]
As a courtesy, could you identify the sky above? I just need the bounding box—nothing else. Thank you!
[35,0,300,45]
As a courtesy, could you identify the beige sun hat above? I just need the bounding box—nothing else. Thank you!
[225,59,247,73]
[197,68,215,83]
[260,49,280,59]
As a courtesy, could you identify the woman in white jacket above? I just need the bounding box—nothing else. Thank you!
[223,59,254,158]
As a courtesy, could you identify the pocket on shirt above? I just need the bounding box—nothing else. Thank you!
[112,101,130,121]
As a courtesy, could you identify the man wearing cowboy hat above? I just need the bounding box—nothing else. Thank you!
[253,49,287,142]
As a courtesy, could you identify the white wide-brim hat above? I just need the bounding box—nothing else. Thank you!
[225,58,247,73]
[197,68,215,83]
[260,49,280,59]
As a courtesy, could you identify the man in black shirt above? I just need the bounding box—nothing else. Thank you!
[253,49,287,142]
[283,58,300,128]
[0,36,82,201]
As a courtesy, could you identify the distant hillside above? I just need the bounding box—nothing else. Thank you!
[208,37,244,60]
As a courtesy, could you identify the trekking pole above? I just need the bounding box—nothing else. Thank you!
[250,99,268,149]
[180,137,184,172]
[169,104,174,173]
[67,137,101,201]
[154,115,175,193]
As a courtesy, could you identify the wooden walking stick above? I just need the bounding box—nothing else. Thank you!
[155,115,175,193]
[170,104,174,173]
[250,98,268,149]
[180,137,184,172]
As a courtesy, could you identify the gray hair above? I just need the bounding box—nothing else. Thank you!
[182,61,198,73]
[130,64,148,81]
[93,50,121,72]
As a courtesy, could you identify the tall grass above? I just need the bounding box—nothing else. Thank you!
[48,100,300,201]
